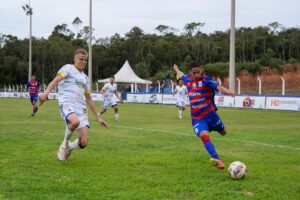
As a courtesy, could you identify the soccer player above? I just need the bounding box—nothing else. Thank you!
[39,49,108,161]
[25,74,40,116]
[98,76,122,122]
[173,79,188,119]
[173,61,235,169]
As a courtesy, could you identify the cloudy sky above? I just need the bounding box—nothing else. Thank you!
[1,0,299,39]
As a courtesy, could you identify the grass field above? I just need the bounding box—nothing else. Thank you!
[0,98,299,200]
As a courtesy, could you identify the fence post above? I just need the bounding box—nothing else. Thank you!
[280,76,285,95]
[237,78,241,95]
[257,77,262,95]
[157,81,161,93]
[171,80,174,93]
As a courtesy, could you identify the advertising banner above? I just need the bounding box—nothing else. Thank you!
[215,95,235,107]
[266,96,300,111]
[235,96,266,109]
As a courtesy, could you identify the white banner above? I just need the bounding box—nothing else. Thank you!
[127,93,145,103]
[235,96,266,109]
[215,95,235,107]
[266,96,300,111]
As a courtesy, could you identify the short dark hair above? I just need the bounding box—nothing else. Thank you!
[189,61,202,69]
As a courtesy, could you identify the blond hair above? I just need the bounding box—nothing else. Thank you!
[74,49,88,56]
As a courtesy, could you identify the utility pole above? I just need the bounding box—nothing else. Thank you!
[88,0,93,89]
[22,0,33,82]
[229,0,236,90]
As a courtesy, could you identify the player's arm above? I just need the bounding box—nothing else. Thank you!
[173,64,184,79]
[100,87,106,96]
[114,90,121,101]
[39,75,63,104]
[217,85,236,97]
[85,93,108,127]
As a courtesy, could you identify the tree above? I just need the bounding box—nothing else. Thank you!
[184,22,205,36]
[50,24,74,41]
[155,25,178,35]
[72,17,83,38]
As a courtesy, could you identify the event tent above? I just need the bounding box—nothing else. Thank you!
[98,60,151,84]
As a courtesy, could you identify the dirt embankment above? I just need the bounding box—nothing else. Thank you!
[222,64,300,95]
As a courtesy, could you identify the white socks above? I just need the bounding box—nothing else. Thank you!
[69,138,80,150]
[115,113,119,121]
[62,127,73,148]
[178,110,182,119]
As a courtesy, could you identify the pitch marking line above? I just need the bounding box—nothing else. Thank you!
[112,125,300,151]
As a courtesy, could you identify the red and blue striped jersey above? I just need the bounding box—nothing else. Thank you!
[26,80,40,96]
[182,74,219,120]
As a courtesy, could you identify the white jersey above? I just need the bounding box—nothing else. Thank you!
[57,64,90,109]
[102,83,117,99]
[174,85,187,99]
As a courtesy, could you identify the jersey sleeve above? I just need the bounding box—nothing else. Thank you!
[85,76,91,94]
[57,65,69,78]
[181,74,189,84]
[206,76,219,91]
[101,83,107,92]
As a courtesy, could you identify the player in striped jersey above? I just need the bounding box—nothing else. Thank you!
[173,61,235,169]
[25,74,40,116]
[39,49,108,161]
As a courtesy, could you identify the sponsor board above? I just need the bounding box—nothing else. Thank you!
[235,96,266,109]
[215,95,235,107]
[266,97,300,111]
[127,94,144,103]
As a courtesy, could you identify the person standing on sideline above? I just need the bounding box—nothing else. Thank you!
[173,79,188,119]
[39,49,108,161]
[173,61,235,169]
[98,76,122,122]
[25,74,40,116]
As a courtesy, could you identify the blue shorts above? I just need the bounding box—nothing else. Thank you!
[192,112,225,137]
[30,95,38,104]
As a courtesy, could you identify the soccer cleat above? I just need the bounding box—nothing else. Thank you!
[57,145,68,161]
[31,113,35,116]
[65,141,73,160]
[210,158,225,169]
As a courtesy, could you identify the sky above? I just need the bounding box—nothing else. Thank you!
[0,0,299,39]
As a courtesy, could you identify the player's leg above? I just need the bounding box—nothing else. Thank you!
[99,99,108,116]
[193,120,225,169]
[32,96,39,115]
[67,113,90,159]
[209,112,226,136]
[112,104,119,121]
[176,99,182,119]
[111,99,119,121]
[57,105,80,161]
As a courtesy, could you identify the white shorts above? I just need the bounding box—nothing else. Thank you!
[176,98,186,107]
[102,98,117,109]
[59,104,90,130]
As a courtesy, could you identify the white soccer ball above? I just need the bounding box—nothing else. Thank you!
[228,161,247,180]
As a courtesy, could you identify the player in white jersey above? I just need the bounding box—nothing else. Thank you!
[173,79,188,119]
[39,49,108,161]
[99,76,121,121]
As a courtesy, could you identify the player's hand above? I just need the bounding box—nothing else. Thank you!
[228,90,236,97]
[39,94,48,106]
[173,64,179,71]
[97,117,108,128]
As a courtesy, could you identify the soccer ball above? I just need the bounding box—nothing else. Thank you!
[228,161,247,180]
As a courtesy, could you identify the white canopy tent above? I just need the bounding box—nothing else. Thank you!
[98,60,152,92]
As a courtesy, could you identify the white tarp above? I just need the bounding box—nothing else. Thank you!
[98,60,152,84]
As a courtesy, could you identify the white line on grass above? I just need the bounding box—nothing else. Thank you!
[112,125,300,151]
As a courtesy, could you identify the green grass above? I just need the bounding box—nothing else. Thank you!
[0,98,299,200]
